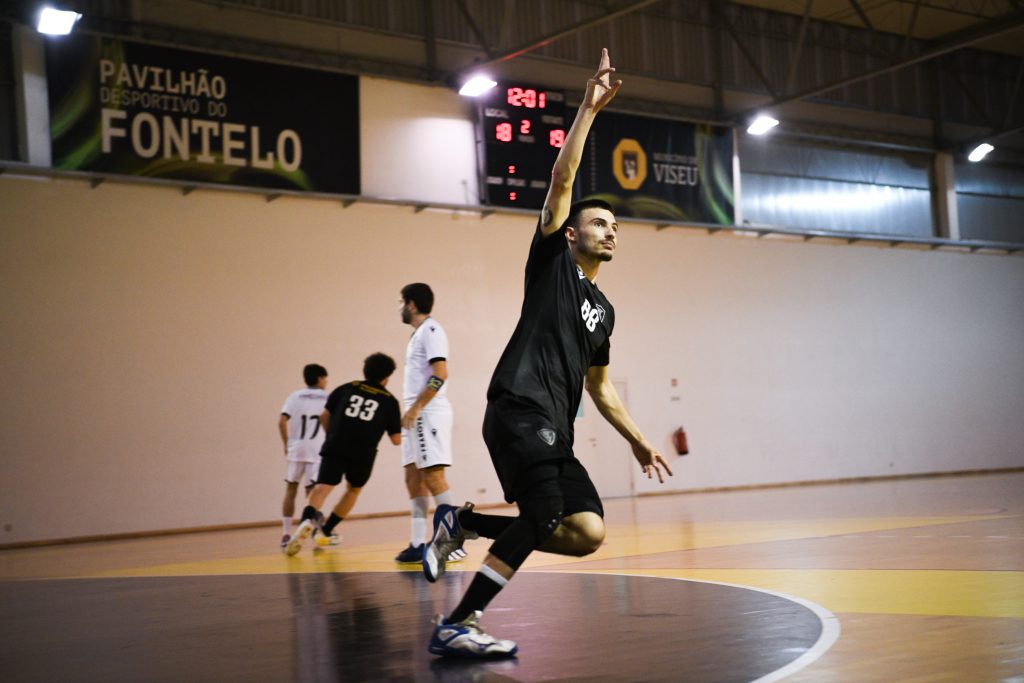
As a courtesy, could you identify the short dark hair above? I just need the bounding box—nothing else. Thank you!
[565,199,615,228]
[303,363,327,386]
[401,283,434,314]
[363,353,396,384]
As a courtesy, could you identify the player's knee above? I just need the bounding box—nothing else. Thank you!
[421,467,447,490]
[521,497,565,546]
[404,466,423,493]
[566,512,605,556]
[577,529,604,556]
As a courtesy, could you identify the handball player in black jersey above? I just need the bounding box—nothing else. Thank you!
[284,353,402,555]
[423,48,673,658]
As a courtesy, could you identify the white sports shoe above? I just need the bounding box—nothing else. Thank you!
[285,518,315,556]
[423,502,478,582]
[428,611,518,658]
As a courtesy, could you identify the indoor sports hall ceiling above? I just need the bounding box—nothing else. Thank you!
[735,0,1024,56]
[3,0,1023,158]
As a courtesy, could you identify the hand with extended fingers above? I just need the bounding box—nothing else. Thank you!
[631,440,674,484]
[584,48,622,113]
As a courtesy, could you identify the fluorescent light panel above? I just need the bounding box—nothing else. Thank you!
[458,75,497,97]
[37,7,82,35]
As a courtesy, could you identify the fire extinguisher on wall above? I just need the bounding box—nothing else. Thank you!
[672,426,689,456]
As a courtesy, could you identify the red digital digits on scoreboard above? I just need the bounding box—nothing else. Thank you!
[478,82,568,208]
[506,87,547,109]
[496,121,560,145]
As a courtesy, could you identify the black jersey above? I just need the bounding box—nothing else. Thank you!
[486,221,614,445]
[320,381,401,457]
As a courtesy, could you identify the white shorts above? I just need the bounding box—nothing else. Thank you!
[284,459,319,486]
[401,410,453,468]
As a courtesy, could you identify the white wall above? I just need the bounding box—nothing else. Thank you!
[1,76,1022,544]
[360,76,480,205]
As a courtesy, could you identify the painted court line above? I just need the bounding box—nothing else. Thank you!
[538,570,840,683]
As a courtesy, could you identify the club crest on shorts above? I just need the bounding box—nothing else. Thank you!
[537,428,557,446]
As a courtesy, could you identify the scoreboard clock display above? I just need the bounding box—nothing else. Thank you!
[476,83,568,208]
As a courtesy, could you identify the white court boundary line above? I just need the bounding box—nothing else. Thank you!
[534,570,841,682]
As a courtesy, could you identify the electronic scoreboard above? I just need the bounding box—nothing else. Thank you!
[476,82,568,208]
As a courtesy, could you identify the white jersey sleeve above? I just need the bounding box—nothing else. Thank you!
[403,318,450,411]
[422,320,449,365]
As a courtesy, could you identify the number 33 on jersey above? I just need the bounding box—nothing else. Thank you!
[344,394,380,421]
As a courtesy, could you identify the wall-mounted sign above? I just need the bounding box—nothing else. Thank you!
[45,35,360,194]
[575,111,734,225]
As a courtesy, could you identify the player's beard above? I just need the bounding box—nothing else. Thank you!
[585,239,614,262]
[401,307,412,324]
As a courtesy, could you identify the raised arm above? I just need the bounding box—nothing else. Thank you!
[540,48,622,237]
[585,364,673,483]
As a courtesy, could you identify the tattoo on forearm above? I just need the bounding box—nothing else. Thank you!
[542,206,553,227]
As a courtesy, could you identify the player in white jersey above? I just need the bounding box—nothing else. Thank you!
[395,283,463,564]
[278,363,329,548]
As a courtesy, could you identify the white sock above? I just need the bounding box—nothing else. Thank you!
[282,517,293,535]
[434,490,454,507]
[479,564,509,587]
[411,496,429,546]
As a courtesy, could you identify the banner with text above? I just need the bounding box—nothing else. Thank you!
[575,112,733,224]
[45,35,359,194]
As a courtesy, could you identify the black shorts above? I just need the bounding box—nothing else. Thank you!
[316,449,377,489]
[482,398,603,517]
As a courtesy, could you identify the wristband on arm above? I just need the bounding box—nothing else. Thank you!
[426,375,445,391]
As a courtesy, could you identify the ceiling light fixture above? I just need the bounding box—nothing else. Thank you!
[967,142,994,163]
[458,75,497,97]
[746,115,780,136]
[36,7,82,35]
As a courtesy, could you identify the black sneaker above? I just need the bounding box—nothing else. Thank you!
[395,543,425,564]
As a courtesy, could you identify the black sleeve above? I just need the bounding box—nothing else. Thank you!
[386,397,402,435]
[524,219,568,290]
[324,385,345,413]
[590,338,610,367]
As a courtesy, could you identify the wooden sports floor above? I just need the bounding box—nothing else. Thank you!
[2,471,1021,682]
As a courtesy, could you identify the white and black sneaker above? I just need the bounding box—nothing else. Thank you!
[427,611,517,658]
[422,502,477,582]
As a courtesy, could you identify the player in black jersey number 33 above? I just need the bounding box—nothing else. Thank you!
[423,48,674,659]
